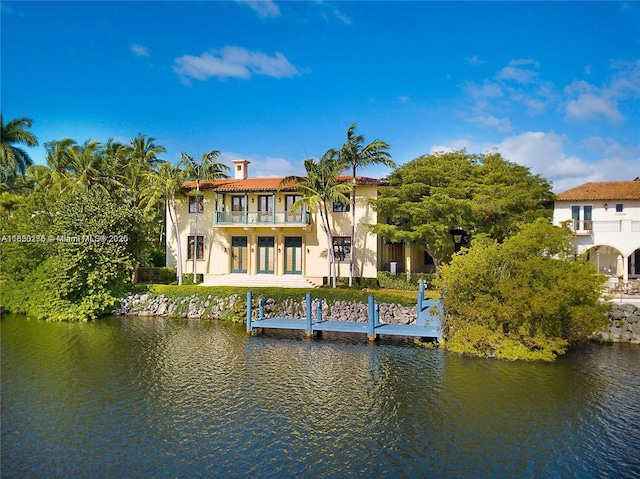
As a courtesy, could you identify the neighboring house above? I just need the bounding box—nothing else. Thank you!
[166,159,380,287]
[553,180,640,283]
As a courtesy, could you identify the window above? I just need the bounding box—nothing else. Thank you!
[285,195,302,222]
[189,195,204,213]
[333,236,351,262]
[333,201,350,213]
[231,196,246,222]
[571,205,592,230]
[616,203,624,213]
[187,235,204,260]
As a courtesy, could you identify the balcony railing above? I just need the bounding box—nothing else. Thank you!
[571,220,625,233]
[215,210,311,226]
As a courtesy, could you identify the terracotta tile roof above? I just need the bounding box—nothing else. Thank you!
[556,181,640,201]
[182,175,382,192]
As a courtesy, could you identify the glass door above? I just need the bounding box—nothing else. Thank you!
[231,196,245,223]
[284,237,302,275]
[257,195,273,223]
[231,236,248,273]
[285,195,302,223]
[257,237,275,274]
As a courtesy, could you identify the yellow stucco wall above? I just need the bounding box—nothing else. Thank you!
[166,184,379,281]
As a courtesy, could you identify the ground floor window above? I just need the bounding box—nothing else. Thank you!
[333,236,351,262]
[187,235,204,260]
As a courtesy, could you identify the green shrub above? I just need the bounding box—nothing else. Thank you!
[436,219,609,361]
[181,274,204,285]
[138,267,176,284]
[377,271,434,290]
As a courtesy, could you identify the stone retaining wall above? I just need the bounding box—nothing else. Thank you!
[114,294,640,343]
[113,293,417,325]
[592,303,640,343]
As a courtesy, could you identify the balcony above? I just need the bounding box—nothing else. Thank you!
[215,210,311,227]
[570,220,639,235]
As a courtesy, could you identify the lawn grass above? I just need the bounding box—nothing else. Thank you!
[141,284,440,307]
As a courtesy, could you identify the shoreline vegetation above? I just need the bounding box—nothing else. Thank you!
[0,117,627,360]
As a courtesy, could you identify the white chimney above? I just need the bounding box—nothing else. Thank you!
[232,159,250,180]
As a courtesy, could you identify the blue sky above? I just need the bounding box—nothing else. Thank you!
[2,1,639,192]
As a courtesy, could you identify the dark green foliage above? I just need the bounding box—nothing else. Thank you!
[0,192,53,281]
[181,274,204,285]
[436,219,609,360]
[372,150,554,268]
[137,267,176,284]
[377,272,434,290]
[2,193,142,320]
[327,277,380,289]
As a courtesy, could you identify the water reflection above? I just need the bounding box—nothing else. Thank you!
[2,315,639,478]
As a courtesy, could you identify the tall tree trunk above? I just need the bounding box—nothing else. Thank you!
[320,204,337,288]
[349,168,356,287]
[167,197,183,286]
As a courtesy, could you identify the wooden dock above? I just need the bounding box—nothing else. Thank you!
[246,283,442,342]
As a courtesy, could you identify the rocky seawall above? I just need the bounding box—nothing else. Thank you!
[113,293,417,325]
[113,294,640,343]
[592,303,640,344]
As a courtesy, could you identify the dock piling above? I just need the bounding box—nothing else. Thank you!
[246,291,253,333]
[367,295,376,341]
[306,293,313,337]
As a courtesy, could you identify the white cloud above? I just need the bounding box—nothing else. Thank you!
[131,44,150,57]
[315,1,351,24]
[563,62,640,122]
[174,46,301,81]
[497,59,540,83]
[434,132,639,191]
[466,55,486,66]
[494,132,590,187]
[468,115,512,132]
[236,0,280,18]
[565,93,621,121]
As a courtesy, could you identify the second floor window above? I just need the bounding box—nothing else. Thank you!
[616,203,624,213]
[189,195,204,213]
[333,201,350,213]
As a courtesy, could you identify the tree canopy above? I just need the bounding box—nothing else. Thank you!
[371,150,554,267]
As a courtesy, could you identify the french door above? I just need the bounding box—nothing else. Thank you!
[257,195,273,223]
[231,236,247,273]
[284,237,302,275]
[257,237,275,274]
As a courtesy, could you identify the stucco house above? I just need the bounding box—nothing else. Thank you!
[552,180,640,284]
[166,159,381,287]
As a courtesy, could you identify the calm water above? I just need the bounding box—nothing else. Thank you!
[2,314,639,479]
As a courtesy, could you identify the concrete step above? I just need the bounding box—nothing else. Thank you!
[201,274,319,288]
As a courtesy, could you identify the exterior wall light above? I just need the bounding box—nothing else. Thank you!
[604,203,608,211]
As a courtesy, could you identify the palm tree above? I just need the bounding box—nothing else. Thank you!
[339,123,393,286]
[117,134,167,208]
[129,133,166,166]
[64,140,123,195]
[27,138,76,194]
[0,115,38,174]
[279,150,351,288]
[0,115,38,191]
[142,161,187,285]
[181,150,229,282]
